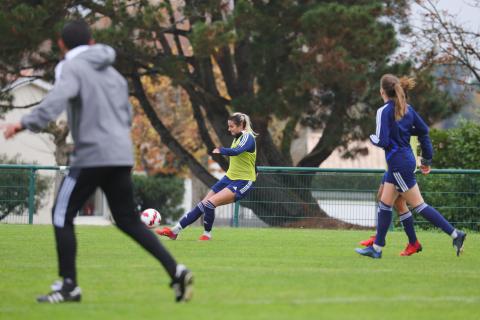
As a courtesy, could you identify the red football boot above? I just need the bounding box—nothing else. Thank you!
[400,240,423,256]
[198,234,211,241]
[359,235,376,247]
[156,227,178,240]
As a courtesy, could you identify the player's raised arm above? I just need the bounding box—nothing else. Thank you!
[219,132,255,156]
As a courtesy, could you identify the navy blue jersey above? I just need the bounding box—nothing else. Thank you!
[369,100,433,169]
[219,132,256,155]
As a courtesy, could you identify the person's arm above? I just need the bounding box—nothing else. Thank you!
[218,133,255,156]
[411,109,433,168]
[20,62,80,133]
[369,106,391,148]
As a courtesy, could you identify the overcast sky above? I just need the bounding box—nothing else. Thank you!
[412,0,480,30]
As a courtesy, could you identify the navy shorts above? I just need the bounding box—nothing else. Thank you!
[211,176,254,201]
[384,168,417,192]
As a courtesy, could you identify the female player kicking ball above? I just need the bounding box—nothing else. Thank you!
[157,112,257,241]
[355,74,466,259]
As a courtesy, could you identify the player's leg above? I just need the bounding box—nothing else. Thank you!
[359,183,384,246]
[356,181,396,258]
[158,177,229,239]
[371,170,412,255]
[395,195,422,256]
[400,184,466,256]
[101,167,193,302]
[200,180,254,240]
[38,168,98,303]
[196,187,236,240]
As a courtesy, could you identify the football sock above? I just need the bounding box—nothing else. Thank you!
[171,224,182,234]
[399,211,417,244]
[203,200,216,232]
[413,203,455,235]
[178,202,205,229]
[450,229,458,239]
[374,201,392,247]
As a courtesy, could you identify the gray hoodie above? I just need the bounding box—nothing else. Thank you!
[21,44,134,167]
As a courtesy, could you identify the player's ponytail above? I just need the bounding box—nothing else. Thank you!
[381,74,411,121]
[399,76,416,92]
[229,112,258,137]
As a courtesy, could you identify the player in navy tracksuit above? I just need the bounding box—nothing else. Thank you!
[355,74,466,259]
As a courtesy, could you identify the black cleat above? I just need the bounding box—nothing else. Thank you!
[452,231,466,257]
[170,265,193,303]
[37,287,82,303]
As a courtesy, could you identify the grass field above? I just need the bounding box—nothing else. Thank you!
[0,225,478,320]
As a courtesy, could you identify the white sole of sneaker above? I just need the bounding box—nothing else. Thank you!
[182,272,194,302]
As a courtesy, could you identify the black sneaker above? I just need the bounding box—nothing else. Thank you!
[453,231,466,257]
[50,279,63,291]
[170,265,193,302]
[37,287,82,303]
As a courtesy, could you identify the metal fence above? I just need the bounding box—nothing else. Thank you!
[0,165,62,224]
[232,167,480,230]
[1,164,480,231]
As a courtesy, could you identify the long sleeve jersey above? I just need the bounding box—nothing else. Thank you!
[369,100,433,168]
[219,131,257,181]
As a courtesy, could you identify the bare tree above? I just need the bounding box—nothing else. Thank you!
[413,0,480,86]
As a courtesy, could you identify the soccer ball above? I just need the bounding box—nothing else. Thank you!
[140,208,161,228]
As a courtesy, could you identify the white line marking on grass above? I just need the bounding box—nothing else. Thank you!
[226,296,480,305]
[290,296,480,305]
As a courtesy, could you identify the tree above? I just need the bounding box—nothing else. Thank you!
[131,76,208,176]
[412,0,480,87]
[0,1,461,226]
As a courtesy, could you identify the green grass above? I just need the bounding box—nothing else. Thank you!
[0,225,478,320]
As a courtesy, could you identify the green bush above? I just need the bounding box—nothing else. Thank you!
[0,154,51,219]
[415,121,480,230]
[415,174,480,231]
[430,119,480,169]
[132,174,184,223]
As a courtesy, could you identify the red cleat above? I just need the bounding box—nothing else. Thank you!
[156,227,178,240]
[359,235,376,247]
[198,235,211,241]
[400,240,422,256]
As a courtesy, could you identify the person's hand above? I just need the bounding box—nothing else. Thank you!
[420,164,431,175]
[212,147,220,154]
[1,122,23,139]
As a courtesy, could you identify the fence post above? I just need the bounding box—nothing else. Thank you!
[233,201,240,228]
[28,168,36,224]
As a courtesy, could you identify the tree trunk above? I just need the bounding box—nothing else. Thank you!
[131,74,217,187]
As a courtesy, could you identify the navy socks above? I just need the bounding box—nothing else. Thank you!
[399,211,417,244]
[203,200,216,232]
[179,202,205,229]
[413,203,455,235]
[374,201,393,247]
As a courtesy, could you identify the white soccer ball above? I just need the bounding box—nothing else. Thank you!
[140,208,161,228]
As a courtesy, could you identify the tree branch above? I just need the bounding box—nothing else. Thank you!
[131,73,216,187]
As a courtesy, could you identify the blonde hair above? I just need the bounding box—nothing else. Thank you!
[381,74,415,121]
[229,112,258,136]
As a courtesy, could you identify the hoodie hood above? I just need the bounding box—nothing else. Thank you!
[76,44,116,70]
